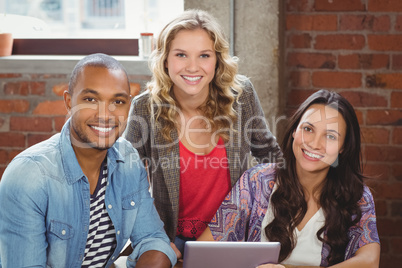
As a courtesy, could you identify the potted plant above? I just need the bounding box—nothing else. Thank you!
[0,13,13,56]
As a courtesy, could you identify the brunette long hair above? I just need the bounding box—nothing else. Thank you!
[265,90,364,265]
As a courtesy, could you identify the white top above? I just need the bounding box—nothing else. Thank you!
[261,185,325,266]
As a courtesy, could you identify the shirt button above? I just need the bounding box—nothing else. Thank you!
[130,201,135,206]
[112,256,115,260]
[108,204,112,209]
[117,230,120,235]
[61,230,66,235]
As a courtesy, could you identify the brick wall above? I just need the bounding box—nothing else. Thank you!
[0,72,147,176]
[1,0,401,265]
[285,0,402,266]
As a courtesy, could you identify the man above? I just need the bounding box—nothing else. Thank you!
[0,54,176,268]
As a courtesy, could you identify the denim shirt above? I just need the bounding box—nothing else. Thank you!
[0,119,176,268]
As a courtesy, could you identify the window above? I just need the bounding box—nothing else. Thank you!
[1,0,183,55]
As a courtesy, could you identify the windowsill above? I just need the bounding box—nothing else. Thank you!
[0,55,151,75]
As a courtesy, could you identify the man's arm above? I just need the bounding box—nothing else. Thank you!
[126,166,176,268]
[0,158,48,267]
[135,250,172,268]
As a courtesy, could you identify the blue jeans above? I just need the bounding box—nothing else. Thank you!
[174,236,196,257]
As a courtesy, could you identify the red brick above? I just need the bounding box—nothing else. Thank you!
[377,218,402,235]
[289,71,311,88]
[0,167,5,179]
[365,145,402,162]
[0,133,25,147]
[391,202,402,217]
[312,71,362,88]
[339,15,389,31]
[54,116,68,132]
[369,0,402,12]
[287,53,336,69]
[371,181,402,199]
[396,15,402,31]
[312,15,338,31]
[34,74,67,79]
[10,117,53,132]
[373,199,387,216]
[286,0,311,12]
[27,134,53,147]
[0,149,20,165]
[392,127,402,144]
[373,15,391,32]
[391,92,402,108]
[287,89,316,106]
[355,109,364,125]
[130,83,141,97]
[287,33,312,49]
[366,109,402,125]
[339,54,389,70]
[4,81,46,96]
[8,150,21,162]
[286,15,337,31]
[0,74,22,78]
[340,91,387,107]
[286,15,313,31]
[4,82,29,96]
[30,82,46,95]
[390,237,402,254]
[393,164,402,181]
[363,163,390,180]
[33,100,68,116]
[380,255,402,267]
[340,15,367,31]
[392,54,402,70]
[368,35,402,51]
[315,34,365,50]
[366,73,402,89]
[0,100,30,113]
[0,150,8,164]
[361,127,390,144]
[52,83,68,97]
[378,237,390,254]
[315,0,365,11]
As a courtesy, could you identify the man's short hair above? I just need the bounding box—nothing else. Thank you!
[68,53,130,94]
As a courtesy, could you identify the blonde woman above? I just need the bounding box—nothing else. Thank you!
[124,9,282,256]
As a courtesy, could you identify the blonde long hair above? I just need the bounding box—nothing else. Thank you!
[147,9,244,142]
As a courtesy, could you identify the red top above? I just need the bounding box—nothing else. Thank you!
[177,137,231,239]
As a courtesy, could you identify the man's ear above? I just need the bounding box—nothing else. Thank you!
[63,90,72,115]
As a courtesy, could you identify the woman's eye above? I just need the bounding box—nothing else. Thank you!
[200,54,210,58]
[303,126,312,132]
[327,134,337,140]
[176,53,186,58]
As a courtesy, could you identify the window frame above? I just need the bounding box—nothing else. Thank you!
[11,38,139,56]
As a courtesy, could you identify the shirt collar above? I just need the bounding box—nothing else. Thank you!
[59,118,125,185]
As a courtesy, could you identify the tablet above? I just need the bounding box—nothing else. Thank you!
[182,241,281,268]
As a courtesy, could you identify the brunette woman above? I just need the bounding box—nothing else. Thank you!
[199,90,380,267]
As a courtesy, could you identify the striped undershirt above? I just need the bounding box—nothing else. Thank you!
[81,160,117,268]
